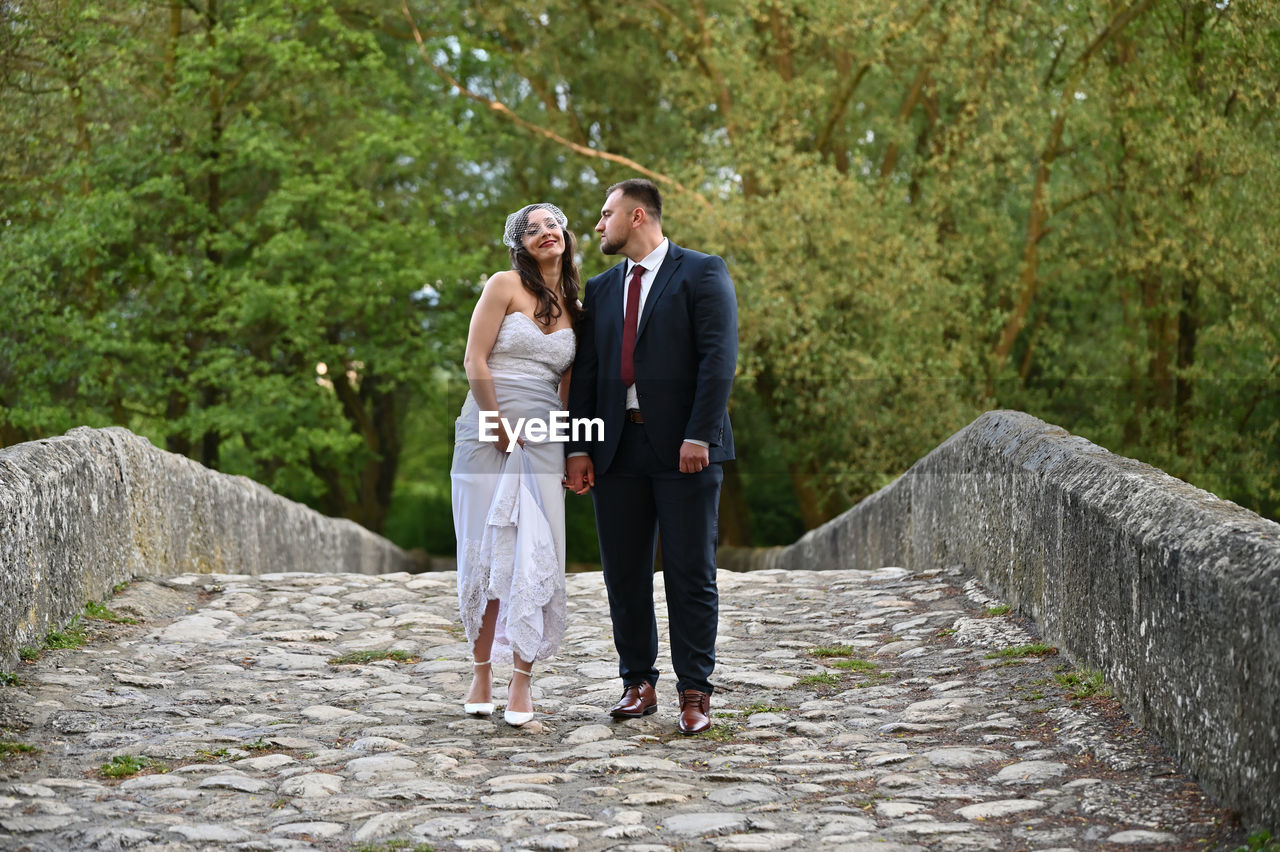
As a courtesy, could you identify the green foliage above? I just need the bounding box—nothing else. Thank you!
[2,0,1277,554]
[406,0,1280,533]
[809,645,857,658]
[983,605,1012,617]
[0,0,480,534]
[18,648,38,663]
[85,601,137,624]
[0,672,19,686]
[1234,830,1278,852]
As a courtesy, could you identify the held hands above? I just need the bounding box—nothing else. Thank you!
[679,441,710,474]
[565,455,594,495]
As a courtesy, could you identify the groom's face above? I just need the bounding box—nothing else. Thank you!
[595,189,633,256]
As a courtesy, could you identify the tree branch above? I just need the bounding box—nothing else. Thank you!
[879,63,932,179]
[815,0,932,159]
[400,1,712,213]
[989,0,1157,383]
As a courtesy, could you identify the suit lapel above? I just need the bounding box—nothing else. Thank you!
[637,242,683,340]
[600,262,627,344]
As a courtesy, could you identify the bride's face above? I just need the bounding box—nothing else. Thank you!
[520,210,565,262]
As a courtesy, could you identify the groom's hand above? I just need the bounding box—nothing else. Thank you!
[565,455,594,494]
[678,441,710,474]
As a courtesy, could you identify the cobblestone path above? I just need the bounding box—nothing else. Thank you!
[0,566,1246,851]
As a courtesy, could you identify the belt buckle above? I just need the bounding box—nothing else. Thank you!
[626,409,643,424]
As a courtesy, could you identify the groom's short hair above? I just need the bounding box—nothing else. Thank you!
[608,178,662,223]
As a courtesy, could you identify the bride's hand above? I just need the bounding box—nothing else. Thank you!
[495,430,525,454]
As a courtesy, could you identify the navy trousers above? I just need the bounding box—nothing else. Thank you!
[592,420,722,696]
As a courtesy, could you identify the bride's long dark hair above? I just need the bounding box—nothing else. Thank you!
[510,229,584,328]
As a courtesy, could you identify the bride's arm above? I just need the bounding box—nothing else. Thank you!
[463,272,518,450]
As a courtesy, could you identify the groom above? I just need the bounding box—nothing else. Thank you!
[566,178,737,735]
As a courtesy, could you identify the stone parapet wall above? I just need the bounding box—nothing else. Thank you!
[0,427,419,669]
[722,410,1279,827]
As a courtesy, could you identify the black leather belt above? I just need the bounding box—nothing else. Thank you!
[625,409,644,423]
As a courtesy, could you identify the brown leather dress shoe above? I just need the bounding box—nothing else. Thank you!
[677,689,711,734]
[609,682,658,718]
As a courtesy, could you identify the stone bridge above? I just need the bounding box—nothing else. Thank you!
[0,411,1276,851]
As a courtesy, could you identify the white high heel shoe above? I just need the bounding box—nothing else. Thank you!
[463,659,494,716]
[503,667,535,727]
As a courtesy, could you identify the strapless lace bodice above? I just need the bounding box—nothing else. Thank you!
[487,312,576,385]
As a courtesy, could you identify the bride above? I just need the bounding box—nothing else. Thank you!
[450,203,580,727]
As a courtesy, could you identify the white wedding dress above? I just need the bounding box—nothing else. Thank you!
[450,312,575,663]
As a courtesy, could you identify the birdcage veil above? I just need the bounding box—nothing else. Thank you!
[503,203,568,249]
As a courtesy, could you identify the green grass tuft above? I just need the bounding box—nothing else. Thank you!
[18,648,39,662]
[0,672,19,687]
[831,659,879,672]
[737,702,789,715]
[85,600,138,624]
[1054,668,1112,700]
[809,645,857,657]
[43,618,87,650]
[985,643,1057,659]
[982,604,1012,616]
[798,672,842,686]
[0,741,39,758]
[351,840,435,852]
[697,722,740,742]
[328,649,418,666]
[100,754,162,778]
[242,738,272,751]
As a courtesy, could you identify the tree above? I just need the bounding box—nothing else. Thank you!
[4,0,1276,552]
[0,0,481,532]
[397,0,1280,527]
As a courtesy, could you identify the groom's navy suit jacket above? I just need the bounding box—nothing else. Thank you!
[568,241,737,474]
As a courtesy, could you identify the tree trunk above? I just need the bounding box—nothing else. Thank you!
[717,461,752,547]
[788,458,834,532]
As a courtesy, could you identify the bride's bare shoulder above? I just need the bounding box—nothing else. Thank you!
[483,269,521,292]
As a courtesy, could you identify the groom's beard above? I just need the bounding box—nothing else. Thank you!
[599,235,622,255]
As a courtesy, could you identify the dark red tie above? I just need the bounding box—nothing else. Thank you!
[620,264,645,387]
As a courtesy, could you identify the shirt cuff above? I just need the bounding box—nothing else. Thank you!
[567,451,590,458]
[683,438,710,448]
